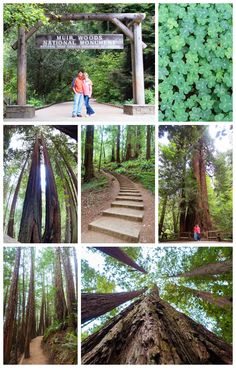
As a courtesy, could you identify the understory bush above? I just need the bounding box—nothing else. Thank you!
[159,4,232,122]
[104,158,155,193]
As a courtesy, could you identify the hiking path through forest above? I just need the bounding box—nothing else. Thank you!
[20,336,48,365]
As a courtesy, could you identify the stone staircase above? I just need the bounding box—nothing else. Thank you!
[88,173,144,242]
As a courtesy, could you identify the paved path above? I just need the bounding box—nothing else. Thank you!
[4,101,154,123]
[20,336,48,365]
[82,173,145,243]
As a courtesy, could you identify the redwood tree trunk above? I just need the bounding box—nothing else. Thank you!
[84,125,94,182]
[95,247,147,274]
[159,195,168,235]
[174,259,232,278]
[24,248,36,358]
[82,288,232,364]
[42,138,61,243]
[191,139,212,232]
[181,285,232,309]
[116,125,121,163]
[125,126,132,161]
[61,248,76,328]
[54,248,67,322]
[146,125,151,160]
[18,138,42,243]
[82,289,146,323]
[7,153,29,238]
[4,247,21,364]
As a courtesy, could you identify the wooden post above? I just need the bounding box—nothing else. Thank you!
[130,41,136,103]
[17,27,27,105]
[133,22,145,105]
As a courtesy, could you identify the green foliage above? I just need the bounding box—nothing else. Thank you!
[159,4,232,121]
[43,321,62,341]
[4,4,48,31]
[81,173,109,193]
[145,89,155,104]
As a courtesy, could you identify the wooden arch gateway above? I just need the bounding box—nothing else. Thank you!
[6,12,154,118]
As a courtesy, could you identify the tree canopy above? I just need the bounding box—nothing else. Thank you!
[81,246,232,345]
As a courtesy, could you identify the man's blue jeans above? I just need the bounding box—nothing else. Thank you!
[84,95,95,115]
[72,93,84,116]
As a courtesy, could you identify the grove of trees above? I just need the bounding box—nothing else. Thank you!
[159,125,233,241]
[4,247,77,364]
[81,246,232,364]
[4,126,78,243]
[82,125,155,193]
[4,3,155,107]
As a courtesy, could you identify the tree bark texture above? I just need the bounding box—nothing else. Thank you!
[42,138,61,243]
[158,195,168,235]
[95,247,147,274]
[54,248,67,322]
[116,125,121,163]
[181,285,232,309]
[7,153,29,238]
[24,248,36,358]
[82,289,146,323]
[4,247,21,364]
[174,260,232,278]
[18,138,42,243]
[190,139,212,231]
[84,125,95,182]
[146,125,151,160]
[82,289,232,364]
[61,248,77,327]
[134,126,141,158]
[125,126,132,161]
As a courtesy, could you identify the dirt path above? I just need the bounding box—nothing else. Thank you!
[21,336,48,365]
[4,101,154,123]
[82,172,155,243]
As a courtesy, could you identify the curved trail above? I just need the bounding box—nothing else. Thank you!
[20,336,48,365]
[82,172,155,243]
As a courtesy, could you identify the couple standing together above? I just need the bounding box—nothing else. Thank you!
[72,71,95,117]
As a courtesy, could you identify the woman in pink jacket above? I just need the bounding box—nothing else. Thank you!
[83,72,95,116]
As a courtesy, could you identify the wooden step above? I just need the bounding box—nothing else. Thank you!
[120,189,140,193]
[88,217,141,242]
[116,196,143,202]
[111,201,144,210]
[118,192,142,197]
[103,207,144,222]
[120,186,136,189]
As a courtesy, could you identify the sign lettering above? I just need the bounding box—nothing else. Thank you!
[36,34,124,50]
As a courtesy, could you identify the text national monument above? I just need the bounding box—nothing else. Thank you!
[36,34,124,49]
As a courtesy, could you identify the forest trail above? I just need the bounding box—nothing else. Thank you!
[20,336,48,365]
[4,101,154,122]
[82,172,155,243]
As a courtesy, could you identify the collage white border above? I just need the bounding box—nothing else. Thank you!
[0,0,235,366]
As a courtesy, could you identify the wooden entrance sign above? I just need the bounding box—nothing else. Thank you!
[36,34,124,50]
[8,12,153,118]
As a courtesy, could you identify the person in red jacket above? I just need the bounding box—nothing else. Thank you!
[193,224,201,241]
[72,71,84,117]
